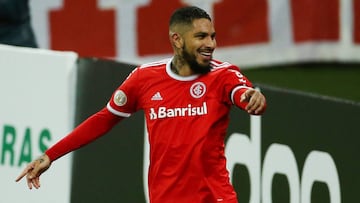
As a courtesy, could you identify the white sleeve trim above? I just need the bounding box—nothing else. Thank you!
[230,86,252,104]
[106,103,131,117]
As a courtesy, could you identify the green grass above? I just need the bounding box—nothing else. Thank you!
[242,63,360,103]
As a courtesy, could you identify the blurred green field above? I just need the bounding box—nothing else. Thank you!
[242,63,360,103]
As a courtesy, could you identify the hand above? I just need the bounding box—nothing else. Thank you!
[240,88,266,115]
[15,154,51,189]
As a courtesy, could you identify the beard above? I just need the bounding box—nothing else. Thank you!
[182,44,212,74]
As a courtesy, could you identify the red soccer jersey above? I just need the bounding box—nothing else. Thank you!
[107,58,253,203]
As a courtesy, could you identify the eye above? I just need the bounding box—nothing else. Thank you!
[195,33,206,39]
[211,33,216,40]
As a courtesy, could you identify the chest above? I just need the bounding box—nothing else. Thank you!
[139,75,232,123]
[142,76,223,109]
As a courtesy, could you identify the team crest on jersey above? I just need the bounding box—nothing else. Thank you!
[114,90,127,106]
[190,82,206,98]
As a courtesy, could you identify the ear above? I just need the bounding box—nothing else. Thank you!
[170,32,183,49]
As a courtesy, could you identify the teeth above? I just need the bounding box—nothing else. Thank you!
[201,52,211,56]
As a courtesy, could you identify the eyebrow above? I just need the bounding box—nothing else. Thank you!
[193,31,216,37]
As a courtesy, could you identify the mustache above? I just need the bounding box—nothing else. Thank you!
[199,48,214,53]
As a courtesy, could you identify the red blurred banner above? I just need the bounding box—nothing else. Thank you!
[30,0,360,66]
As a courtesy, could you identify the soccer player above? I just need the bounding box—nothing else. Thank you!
[16,6,266,203]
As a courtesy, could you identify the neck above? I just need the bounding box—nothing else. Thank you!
[171,56,194,76]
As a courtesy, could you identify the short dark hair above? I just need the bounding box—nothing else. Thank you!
[169,6,211,27]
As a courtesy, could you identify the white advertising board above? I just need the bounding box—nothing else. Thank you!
[0,45,78,203]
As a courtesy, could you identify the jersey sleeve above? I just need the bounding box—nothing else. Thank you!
[220,65,254,110]
[45,107,123,161]
[107,67,141,117]
[45,68,143,161]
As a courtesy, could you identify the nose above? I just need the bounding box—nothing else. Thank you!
[205,36,216,49]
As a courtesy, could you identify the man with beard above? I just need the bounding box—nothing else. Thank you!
[16,6,266,203]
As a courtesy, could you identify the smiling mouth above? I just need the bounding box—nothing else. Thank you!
[199,51,213,59]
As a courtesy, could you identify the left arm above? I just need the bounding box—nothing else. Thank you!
[233,88,266,115]
[220,64,267,115]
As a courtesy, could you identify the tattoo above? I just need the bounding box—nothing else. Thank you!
[37,156,45,163]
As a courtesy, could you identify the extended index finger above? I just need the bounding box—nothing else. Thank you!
[15,163,34,182]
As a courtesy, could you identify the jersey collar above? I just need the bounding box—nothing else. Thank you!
[166,57,200,81]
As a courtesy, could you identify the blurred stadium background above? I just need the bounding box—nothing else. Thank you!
[1,0,359,203]
[243,62,360,103]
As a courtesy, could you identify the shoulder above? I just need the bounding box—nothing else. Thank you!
[139,58,170,70]
[210,59,241,73]
[128,58,169,80]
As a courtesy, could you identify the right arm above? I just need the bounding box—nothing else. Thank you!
[16,65,142,189]
[15,107,123,189]
[46,107,123,161]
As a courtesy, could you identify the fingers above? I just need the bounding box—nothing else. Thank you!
[24,173,40,189]
[15,163,34,182]
[28,161,41,189]
[26,174,33,189]
[247,99,265,114]
[240,89,250,103]
[26,172,41,189]
[15,164,31,182]
[15,162,36,189]
[29,159,42,178]
[30,176,41,189]
[15,154,51,190]
[244,90,266,115]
